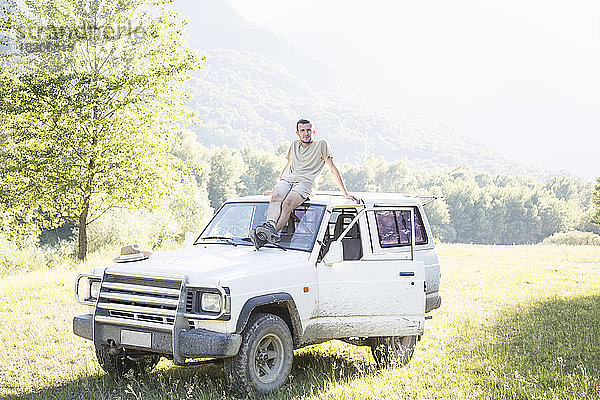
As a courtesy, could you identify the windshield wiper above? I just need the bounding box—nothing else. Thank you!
[198,236,238,246]
[241,238,287,251]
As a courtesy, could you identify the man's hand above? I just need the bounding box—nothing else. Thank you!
[344,193,360,203]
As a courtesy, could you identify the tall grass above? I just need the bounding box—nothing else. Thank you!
[1,244,599,399]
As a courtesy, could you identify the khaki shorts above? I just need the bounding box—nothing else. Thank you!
[273,179,313,199]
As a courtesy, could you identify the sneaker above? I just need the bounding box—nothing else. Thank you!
[249,229,267,250]
[255,222,280,244]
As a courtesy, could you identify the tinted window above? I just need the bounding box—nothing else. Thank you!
[374,208,427,247]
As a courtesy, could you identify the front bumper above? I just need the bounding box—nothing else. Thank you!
[73,314,241,358]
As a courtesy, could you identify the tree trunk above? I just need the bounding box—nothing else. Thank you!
[78,200,89,260]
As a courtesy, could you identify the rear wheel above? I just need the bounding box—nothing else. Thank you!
[370,335,417,367]
[95,343,160,378]
[224,313,293,397]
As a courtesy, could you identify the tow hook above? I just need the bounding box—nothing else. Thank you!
[106,340,122,355]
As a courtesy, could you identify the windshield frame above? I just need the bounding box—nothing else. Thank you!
[195,201,327,253]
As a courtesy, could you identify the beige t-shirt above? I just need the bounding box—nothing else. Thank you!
[281,139,332,186]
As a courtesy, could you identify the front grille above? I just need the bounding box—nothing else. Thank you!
[186,291,194,313]
[95,271,182,330]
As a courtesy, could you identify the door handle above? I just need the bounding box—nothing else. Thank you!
[398,271,415,277]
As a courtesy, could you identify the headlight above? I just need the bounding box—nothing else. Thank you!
[201,292,222,313]
[90,281,101,300]
[76,275,101,305]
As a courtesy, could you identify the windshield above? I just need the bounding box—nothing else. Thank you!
[196,202,327,252]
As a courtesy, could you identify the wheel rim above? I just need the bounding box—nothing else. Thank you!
[252,333,284,384]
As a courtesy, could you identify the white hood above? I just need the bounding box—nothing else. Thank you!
[101,244,311,286]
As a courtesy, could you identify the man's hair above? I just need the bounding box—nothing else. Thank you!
[296,119,313,131]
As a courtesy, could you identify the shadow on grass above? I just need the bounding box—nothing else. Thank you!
[453,295,600,399]
[5,345,377,400]
[8,296,600,399]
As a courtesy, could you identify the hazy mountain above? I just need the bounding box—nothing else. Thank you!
[263,0,600,180]
[175,0,338,91]
[177,0,543,176]
[186,49,541,176]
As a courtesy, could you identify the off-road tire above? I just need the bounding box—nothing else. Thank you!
[224,313,293,397]
[370,335,417,368]
[95,343,161,378]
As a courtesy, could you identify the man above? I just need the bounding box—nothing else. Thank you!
[250,119,358,249]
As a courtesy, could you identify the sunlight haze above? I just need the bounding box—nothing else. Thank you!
[227,0,600,179]
[228,0,310,23]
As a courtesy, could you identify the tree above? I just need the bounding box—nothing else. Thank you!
[0,0,203,258]
[592,178,600,227]
[239,147,282,197]
[207,148,245,209]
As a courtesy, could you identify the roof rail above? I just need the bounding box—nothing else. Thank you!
[313,191,347,197]
[314,191,422,198]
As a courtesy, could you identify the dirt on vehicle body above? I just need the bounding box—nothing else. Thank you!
[74,192,441,396]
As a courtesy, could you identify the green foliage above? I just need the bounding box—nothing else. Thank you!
[87,188,211,254]
[0,208,42,244]
[545,175,592,207]
[592,178,600,227]
[239,147,285,197]
[542,230,600,246]
[207,148,245,209]
[0,0,204,259]
[319,155,594,244]
[0,233,77,276]
[0,235,45,276]
[170,129,211,188]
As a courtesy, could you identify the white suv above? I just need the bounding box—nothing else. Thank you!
[74,192,441,396]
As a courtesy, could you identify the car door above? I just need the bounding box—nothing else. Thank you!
[315,207,425,339]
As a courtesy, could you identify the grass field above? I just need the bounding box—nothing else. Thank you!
[1,244,599,399]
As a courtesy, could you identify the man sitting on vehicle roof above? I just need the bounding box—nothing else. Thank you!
[250,118,358,249]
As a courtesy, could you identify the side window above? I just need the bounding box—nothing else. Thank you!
[325,208,358,241]
[319,208,362,262]
[374,208,428,247]
[413,208,427,244]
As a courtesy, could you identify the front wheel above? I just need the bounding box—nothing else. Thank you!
[224,313,293,397]
[95,343,161,378]
[370,335,417,367]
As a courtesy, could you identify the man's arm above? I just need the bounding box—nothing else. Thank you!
[279,159,291,180]
[325,157,359,203]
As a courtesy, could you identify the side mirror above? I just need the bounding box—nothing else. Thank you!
[184,232,197,248]
[323,241,343,266]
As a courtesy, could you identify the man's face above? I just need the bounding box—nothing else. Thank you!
[296,123,314,144]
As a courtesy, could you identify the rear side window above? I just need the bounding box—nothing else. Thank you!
[374,208,428,247]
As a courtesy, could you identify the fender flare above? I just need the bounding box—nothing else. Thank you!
[235,292,303,347]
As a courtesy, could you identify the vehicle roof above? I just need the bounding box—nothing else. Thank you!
[227,191,423,208]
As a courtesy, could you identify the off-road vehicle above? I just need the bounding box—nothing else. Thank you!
[74,192,441,396]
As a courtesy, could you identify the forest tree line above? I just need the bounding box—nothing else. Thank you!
[1,125,599,270]
[182,134,600,245]
[1,0,599,269]
[39,129,600,247]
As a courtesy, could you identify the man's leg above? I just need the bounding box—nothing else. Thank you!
[265,182,292,226]
[275,191,306,231]
[253,182,291,246]
[255,190,305,244]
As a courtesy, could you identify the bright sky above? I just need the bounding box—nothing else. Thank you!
[228,0,310,23]
[232,0,599,179]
